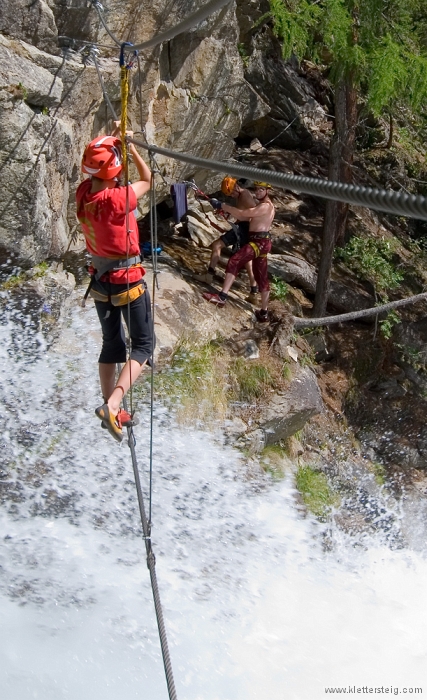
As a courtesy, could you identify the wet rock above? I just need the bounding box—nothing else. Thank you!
[259,366,323,446]
[236,428,265,455]
[230,338,260,360]
[6,263,76,352]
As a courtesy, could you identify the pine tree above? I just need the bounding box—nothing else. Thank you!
[269,0,427,316]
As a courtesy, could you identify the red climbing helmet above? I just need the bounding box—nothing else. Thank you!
[81,135,123,180]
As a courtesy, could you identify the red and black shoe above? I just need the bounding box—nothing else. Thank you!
[203,292,226,306]
[255,309,269,323]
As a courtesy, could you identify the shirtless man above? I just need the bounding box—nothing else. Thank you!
[195,176,259,303]
[203,182,275,322]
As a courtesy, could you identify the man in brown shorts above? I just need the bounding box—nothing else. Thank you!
[203,183,275,322]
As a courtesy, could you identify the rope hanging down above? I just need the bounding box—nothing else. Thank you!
[128,138,427,222]
[91,0,231,51]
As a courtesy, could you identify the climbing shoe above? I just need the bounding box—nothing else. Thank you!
[203,292,226,306]
[194,271,214,284]
[255,309,269,323]
[95,403,124,443]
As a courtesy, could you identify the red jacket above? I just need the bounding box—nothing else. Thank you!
[76,179,144,283]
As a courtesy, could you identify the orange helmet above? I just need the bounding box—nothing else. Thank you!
[221,176,238,196]
[81,136,123,180]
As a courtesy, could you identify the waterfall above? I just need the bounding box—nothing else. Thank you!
[1,291,426,699]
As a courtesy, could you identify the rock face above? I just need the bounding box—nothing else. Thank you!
[259,366,324,445]
[268,253,375,314]
[0,0,269,266]
[236,0,326,149]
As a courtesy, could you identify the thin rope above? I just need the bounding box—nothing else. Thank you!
[148,158,159,528]
[128,137,427,222]
[292,291,427,328]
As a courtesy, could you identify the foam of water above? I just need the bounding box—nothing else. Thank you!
[0,297,426,699]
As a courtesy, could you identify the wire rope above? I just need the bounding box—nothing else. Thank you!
[129,138,427,221]
[98,64,177,698]
[92,50,119,121]
[90,0,122,47]
[90,0,231,52]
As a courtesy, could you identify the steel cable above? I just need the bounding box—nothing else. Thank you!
[122,420,178,700]
[92,51,119,120]
[129,138,427,221]
[90,0,231,52]
[90,0,122,46]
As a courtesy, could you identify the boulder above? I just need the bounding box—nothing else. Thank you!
[5,263,75,357]
[259,366,323,446]
[0,0,58,53]
[268,253,375,314]
[186,211,219,247]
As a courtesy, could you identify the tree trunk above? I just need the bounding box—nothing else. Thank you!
[313,75,357,317]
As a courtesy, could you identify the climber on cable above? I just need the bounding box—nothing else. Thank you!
[76,123,154,443]
[203,182,275,323]
[195,176,260,304]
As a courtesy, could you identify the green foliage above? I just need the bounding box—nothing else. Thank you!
[150,338,229,424]
[269,0,427,115]
[270,275,289,302]
[0,262,49,291]
[230,358,275,401]
[17,82,28,100]
[1,271,26,290]
[295,464,339,519]
[371,461,386,486]
[33,262,49,277]
[260,443,289,479]
[237,43,250,68]
[335,236,404,298]
[379,310,401,340]
[269,0,321,60]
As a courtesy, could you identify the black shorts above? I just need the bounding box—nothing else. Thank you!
[220,222,250,251]
[94,279,155,366]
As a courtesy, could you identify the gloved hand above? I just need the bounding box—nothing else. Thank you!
[210,198,222,211]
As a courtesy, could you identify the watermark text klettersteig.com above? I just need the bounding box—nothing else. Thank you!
[325,687,423,695]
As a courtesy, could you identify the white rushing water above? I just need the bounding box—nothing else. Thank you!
[0,291,426,699]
